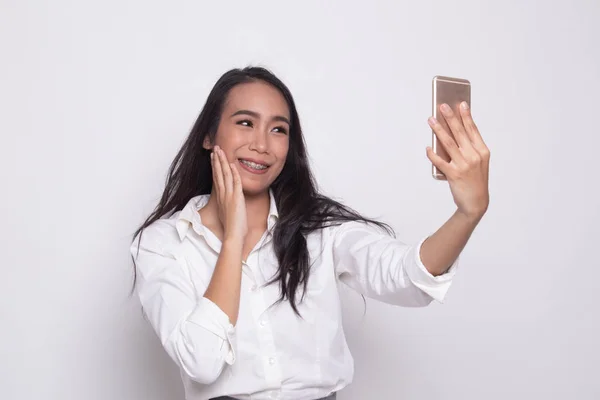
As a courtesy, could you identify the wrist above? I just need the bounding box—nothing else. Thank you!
[223,235,245,249]
[454,208,484,226]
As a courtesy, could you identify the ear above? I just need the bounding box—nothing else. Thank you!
[202,136,213,151]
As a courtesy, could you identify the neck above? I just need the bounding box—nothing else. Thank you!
[244,190,271,230]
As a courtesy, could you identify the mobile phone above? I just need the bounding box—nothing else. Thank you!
[432,75,471,180]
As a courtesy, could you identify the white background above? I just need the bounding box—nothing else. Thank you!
[1,0,599,399]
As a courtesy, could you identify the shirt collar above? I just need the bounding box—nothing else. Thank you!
[175,189,279,241]
[266,189,279,232]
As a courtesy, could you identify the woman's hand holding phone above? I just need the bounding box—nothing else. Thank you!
[427,102,490,222]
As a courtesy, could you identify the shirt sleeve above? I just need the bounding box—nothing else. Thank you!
[331,221,459,306]
[130,225,236,385]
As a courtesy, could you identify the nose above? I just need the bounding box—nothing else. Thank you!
[248,128,268,153]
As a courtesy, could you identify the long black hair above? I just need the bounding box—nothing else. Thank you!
[131,66,393,315]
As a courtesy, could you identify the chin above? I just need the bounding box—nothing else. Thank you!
[241,181,271,197]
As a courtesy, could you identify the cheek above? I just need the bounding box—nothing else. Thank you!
[214,132,243,161]
[275,140,290,163]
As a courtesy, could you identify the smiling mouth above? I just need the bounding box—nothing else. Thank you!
[238,159,269,171]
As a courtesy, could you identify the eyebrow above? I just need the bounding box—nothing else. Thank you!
[230,109,290,126]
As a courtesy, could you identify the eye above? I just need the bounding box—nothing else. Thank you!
[272,126,288,135]
[237,119,253,128]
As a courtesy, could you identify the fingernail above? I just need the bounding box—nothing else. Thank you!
[441,104,450,112]
[461,101,469,110]
[428,117,437,125]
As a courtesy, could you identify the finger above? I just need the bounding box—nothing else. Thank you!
[459,103,490,158]
[210,151,216,187]
[457,102,477,143]
[212,148,225,197]
[429,116,465,165]
[230,162,243,194]
[217,148,233,195]
[426,146,452,178]
[440,103,472,150]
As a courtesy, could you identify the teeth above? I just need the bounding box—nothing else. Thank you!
[240,159,267,170]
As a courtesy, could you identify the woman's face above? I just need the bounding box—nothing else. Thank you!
[204,81,290,197]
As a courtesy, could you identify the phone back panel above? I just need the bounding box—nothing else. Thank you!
[432,76,471,180]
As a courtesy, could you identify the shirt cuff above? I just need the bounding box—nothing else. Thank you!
[187,297,237,365]
[404,236,459,303]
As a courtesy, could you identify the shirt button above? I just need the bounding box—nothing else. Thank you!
[251,284,257,291]
[269,357,275,365]
[260,319,267,327]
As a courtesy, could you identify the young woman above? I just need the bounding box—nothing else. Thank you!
[130,67,490,400]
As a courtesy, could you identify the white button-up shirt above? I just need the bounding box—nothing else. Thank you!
[130,192,458,400]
